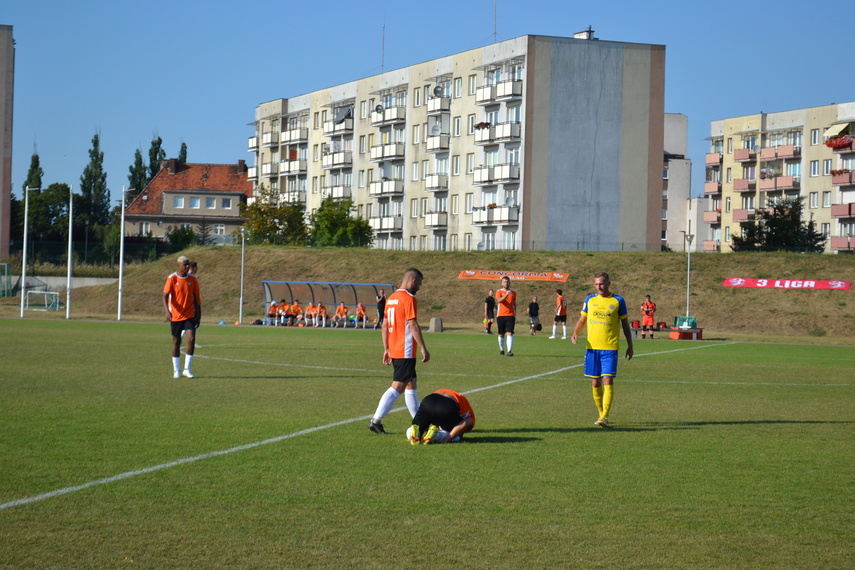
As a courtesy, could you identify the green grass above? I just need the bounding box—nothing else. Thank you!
[1,320,853,568]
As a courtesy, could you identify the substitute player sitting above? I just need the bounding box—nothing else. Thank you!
[316,303,328,327]
[407,389,475,445]
[304,302,317,327]
[332,302,349,328]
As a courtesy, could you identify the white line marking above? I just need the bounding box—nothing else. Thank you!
[0,341,819,511]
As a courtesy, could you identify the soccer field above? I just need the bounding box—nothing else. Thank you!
[1,319,853,568]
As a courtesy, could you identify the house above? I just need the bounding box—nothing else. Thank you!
[124,159,252,244]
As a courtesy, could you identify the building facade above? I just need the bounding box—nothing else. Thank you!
[662,113,702,252]
[248,33,667,252]
[704,102,855,253]
[124,159,253,245]
[0,25,14,259]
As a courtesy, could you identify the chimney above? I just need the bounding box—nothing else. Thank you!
[237,159,247,173]
[160,158,178,174]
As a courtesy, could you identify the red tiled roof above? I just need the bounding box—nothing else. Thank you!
[126,160,253,215]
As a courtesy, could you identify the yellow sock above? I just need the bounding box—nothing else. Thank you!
[592,385,604,418]
[602,384,614,419]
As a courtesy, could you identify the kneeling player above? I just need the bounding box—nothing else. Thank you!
[407,389,475,444]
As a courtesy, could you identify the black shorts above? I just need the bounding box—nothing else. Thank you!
[497,316,515,335]
[170,319,195,337]
[412,393,461,432]
[392,358,417,384]
[486,309,495,320]
[554,315,567,323]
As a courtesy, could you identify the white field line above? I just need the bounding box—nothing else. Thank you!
[0,341,825,511]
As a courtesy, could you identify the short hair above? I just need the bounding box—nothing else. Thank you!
[595,271,610,282]
[556,289,563,295]
[177,255,190,264]
[403,267,424,281]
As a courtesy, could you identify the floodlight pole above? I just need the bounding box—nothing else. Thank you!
[685,234,694,318]
[239,227,246,324]
[66,185,74,319]
[19,186,36,318]
[117,187,132,321]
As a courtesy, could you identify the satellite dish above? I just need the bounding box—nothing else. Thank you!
[433,85,444,97]
[752,145,761,153]
[430,125,442,135]
[476,242,485,251]
[374,104,384,114]
[504,197,514,207]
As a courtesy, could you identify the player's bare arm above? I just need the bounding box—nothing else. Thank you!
[571,314,586,344]
[621,319,634,360]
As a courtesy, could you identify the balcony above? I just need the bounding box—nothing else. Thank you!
[705,152,722,165]
[703,210,721,223]
[495,122,521,141]
[496,79,523,99]
[831,203,855,218]
[279,160,307,175]
[321,151,353,169]
[831,139,855,154]
[472,208,493,224]
[494,163,520,182]
[370,106,406,126]
[261,132,280,147]
[703,240,721,252]
[732,209,755,222]
[493,206,519,224]
[733,148,755,162]
[281,191,306,204]
[474,166,494,185]
[247,166,257,180]
[427,97,450,114]
[322,185,352,200]
[426,134,450,152]
[370,143,405,161]
[475,85,496,105]
[832,171,855,186]
[424,212,448,229]
[474,126,495,144]
[248,136,258,151]
[704,182,722,195]
[281,128,309,143]
[830,236,855,250]
[369,216,404,232]
[323,118,353,136]
[425,174,448,192]
[733,179,755,192]
[368,179,404,197]
[759,175,799,191]
[260,162,278,178]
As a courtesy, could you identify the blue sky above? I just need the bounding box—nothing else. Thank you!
[6,0,853,201]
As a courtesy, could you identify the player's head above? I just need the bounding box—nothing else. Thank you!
[488,289,494,296]
[402,268,424,294]
[532,296,538,302]
[594,272,611,296]
[556,289,563,296]
[189,261,197,274]
[645,295,651,301]
[176,255,190,275]
[501,276,510,289]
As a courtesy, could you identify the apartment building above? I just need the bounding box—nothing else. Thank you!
[704,102,855,253]
[248,32,667,252]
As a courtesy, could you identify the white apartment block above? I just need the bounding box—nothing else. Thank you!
[248,33,669,252]
[705,102,855,253]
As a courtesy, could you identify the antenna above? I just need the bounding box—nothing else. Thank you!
[433,85,443,98]
[430,125,442,135]
[375,104,384,115]
[504,196,514,207]
[381,21,385,75]
[493,0,497,43]
[752,145,761,153]
[477,242,485,251]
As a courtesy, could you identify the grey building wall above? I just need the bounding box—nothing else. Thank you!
[0,25,13,259]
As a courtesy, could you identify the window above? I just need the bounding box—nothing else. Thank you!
[451,194,459,215]
[824,159,832,175]
[726,168,732,183]
[663,168,671,180]
[434,234,447,252]
[823,191,832,208]
[450,234,458,251]
[358,170,365,188]
[206,197,216,209]
[422,160,430,179]
[743,165,756,181]
[465,193,474,213]
[768,132,783,147]
[452,155,460,176]
[725,226,731,242]
[468,114,476,134]
[313,112,319,129]
[421,198,428,217]
[811,129,820,145]
[214,224,225,236]
[662,208,667,220]
[791,131,802,147]
[411,198,419,218]
[810,192,819,209]
[454,117,462,137]
[742,195,754,210]
[413,125,420,144]
[725,197,731,213]
[467,153,475,173]
[821,223,830,237]
[743,135,756,150]
[726,138,733,154]
[313,144,319,161]
[312,177,318,194]
[435,156,448,175]
[359,135,366,154]
[173,196,184,209]
[412,162,419,181]
[410,236,417,250]
[787,162,800,177]
[140,221,150,235]
[810,161,819,176]
[468,74,477,95]
[360,100,367,119]
[222,198,232,209]
[414,88,421,107]
[454,77,462,98]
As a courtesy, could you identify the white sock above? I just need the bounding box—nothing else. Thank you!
[552,325,557,336]
[562,325,567,337]
[184,354,193,371]
[404,389,419,418]
[373,387,400,422]
[498,335,505,350]
[507,335,514,352]
[172,356,180,373]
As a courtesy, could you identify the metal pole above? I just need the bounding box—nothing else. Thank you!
[685,234,694,318]
[66,186,73,319]
[20,187,34,318]
[118,187,130,321]
[239,227,246,324]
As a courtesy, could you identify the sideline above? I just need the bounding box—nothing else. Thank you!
[0,341,733,511]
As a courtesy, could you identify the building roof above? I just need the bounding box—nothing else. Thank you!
[126,159,252,215]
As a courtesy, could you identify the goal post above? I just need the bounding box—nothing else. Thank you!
[25,291,64,311]
[0,263,10,298]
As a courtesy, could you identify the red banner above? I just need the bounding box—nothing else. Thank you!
[458,270,569,282]
[722,277,850,290]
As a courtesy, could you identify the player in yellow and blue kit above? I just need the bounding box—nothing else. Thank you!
[571,272,634,427]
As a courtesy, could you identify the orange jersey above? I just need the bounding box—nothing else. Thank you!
[305,304,318,316]
[641,301,656,316]
[163,273,201,321]
[317,305,327,316]
[356,304,366,318]
[556,294,568,316]
[335,305,349,317]
[496,288,516,317]
[278,303,290,316]
[291,303,302,316]
[385,288,419,359]
[435,389,475,432]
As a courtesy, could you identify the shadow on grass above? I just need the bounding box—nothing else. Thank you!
[635,420,855,430]
[463,435,543,444]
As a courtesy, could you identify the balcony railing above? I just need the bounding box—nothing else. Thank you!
[496,79,523,99]
[704,182,722,195]
[734,148,755,162]
[427,97,450,113]
[322,185,352,200]
[369,216,404,231]
[281,128,309,143]
[475,85,496,104]
[495,122,521,141]
[705,152,722,165]
[280,191,306,204]
[732,209,755,222]
[370,143,405,161]
[247,166,257,180]
[703,210,721,223]
[733,179,755,192]
[759,175,799,191]
[424,174,448,192]
[472,208,493,224]
[321,151,353,169]
[832,171,855,186]
[368,179,404,197]
[424,213,448,228]
[473,166,494,185]
[474,127,495,144]
[262,132,279,147]
[427,134,450,152]
[494,163,520,182]
[248,136,258,151]
[492,206,519,223]
[703,240,721,252]
[323,118,353,136]
[832,139,855,154]
[830,236,855,250]
[370,106,406,126]
[830,203,855,218]
[279,160,308,175]
[260,163,277,177]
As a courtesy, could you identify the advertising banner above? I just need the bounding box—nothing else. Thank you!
[722,277,850,290]
[458,270,569,282]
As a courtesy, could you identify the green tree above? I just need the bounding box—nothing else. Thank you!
[30,183,72,241]
[127,148,148,203]
[196,217,215,246]
[309,198,373,247]
[731,196,826,253]
[238,185,308,245]
[22,153,43,194]
[79,132,110,228]
[177,142,188,165]
[164,225,196,247]
[148,136,165,180]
